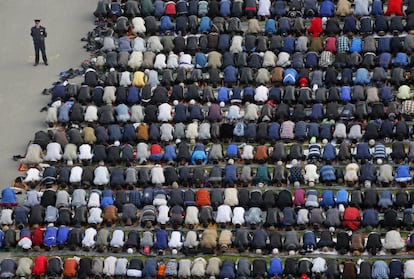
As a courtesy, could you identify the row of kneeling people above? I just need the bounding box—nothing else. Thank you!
[18,160,414,188]
[4,183,414,229]
[7,255,414,279]
[7,223,414,256]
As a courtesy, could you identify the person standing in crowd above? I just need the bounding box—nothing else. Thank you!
[30,19,48,66]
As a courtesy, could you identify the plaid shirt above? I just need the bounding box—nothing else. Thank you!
[337,35,350,53]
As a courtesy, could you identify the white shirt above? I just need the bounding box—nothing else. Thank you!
[154,53,167,69]
[227,105,242,120]
[405,260,414,279]
[84,105,98,122]
[297,208,310,225]
[224,188,239,206]
[119,71,132,86]
[216,205,233,223]
[115,258,129,276]
[82,228,97,247]
[88,191,101,208]
[241,145,254,160]
[18,236,32,250]
[24,168,41,182]
[110,230,125,248]
[69,166,83,183]
[258,0,271,16]
[44,142,63,162]
[185,206,199,225]
[0,209,13,225]
[167,53,179,69]
[158,103,173,122]
[168,231,183,249]
[157,205,170,224]
[151,165,165,185]
[232,207,245,225]
[78,144,93,160]
[136,143,149,161]
[88,207,103,224]
[312,257,327,273]
[179,53,193,69]
[254,85,269,102]
[103,256,117,276]
[94,166,110,186]
[132,37,146,51]
[244,103,259,121]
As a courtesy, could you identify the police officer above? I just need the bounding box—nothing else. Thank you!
[30,19,48,66]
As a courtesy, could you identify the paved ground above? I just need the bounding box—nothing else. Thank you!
[0,0,96,188]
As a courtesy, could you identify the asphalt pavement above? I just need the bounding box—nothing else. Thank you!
[0,0,97,187]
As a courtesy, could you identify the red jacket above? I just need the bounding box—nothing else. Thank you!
[32,227,44,247]
[342,207,361,231]
[384,0,404,16]
[150,144,163,155]
[165,1,176,15]
[32,256,48,275]
[308,17,324,38]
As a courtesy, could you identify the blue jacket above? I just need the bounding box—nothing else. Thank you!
[101,190,114,208]
[320,165,336,182]
[163,144,177,162]
[153,230,168,250]
[320,190,335,208]
[43,226,58,247]
[322,143,337,161]
[57,226,70,245]
[1,188,16,205]
[219,260,236,279]
[269,258,283,276]
[362,209,379,227]
[223,164,238,183]
[191,150,208,165]
[396,165,411,180]
[226,144,240,158]
[303,231,317,249]
[336,189,349,205]
[354,142,371,160]
[319,0,335,17]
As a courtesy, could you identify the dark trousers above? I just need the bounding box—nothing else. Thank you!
[34,41,47,63]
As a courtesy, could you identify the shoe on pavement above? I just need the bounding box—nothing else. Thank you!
[33,63,38,66]
[44,62,49,65]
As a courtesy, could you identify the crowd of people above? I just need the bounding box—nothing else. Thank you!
[5,0,414,278]
[3,256,414,279]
